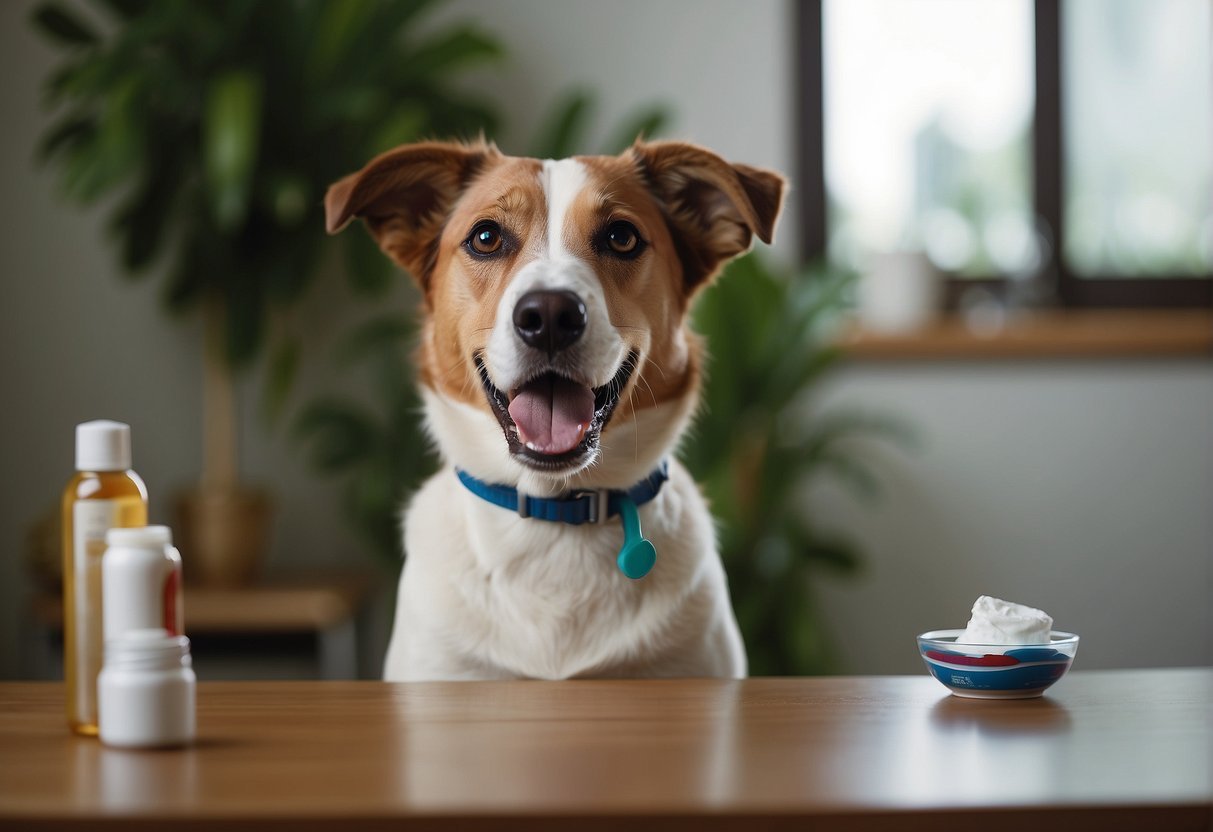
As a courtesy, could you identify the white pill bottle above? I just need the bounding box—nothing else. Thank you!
[102,526,184,639]
[98,525,193,748]
[98,628,195,748]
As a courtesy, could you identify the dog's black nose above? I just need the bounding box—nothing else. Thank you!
[513,290,587,355]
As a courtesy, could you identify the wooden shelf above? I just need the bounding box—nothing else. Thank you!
[30,572,373,635]
[839,309,1213,360]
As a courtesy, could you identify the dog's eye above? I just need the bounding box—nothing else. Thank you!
[467,221,504,256]
[604,221,643,257]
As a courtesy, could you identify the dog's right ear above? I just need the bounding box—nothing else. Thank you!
[325,140,499,288]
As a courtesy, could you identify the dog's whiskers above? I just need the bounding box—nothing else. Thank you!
[644,355,670,383]
[628,382,640,463]
[636,372,659,410]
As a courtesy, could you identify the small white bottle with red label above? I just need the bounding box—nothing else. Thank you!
[99,526,192,748]
[102,525,184,640]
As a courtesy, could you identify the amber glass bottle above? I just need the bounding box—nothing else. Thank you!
[62,421,147,735]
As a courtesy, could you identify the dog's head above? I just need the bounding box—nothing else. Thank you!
[326,140,784,491]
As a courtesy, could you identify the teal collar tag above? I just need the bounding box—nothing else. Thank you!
[454,463,666,580]
[615,495,656,579]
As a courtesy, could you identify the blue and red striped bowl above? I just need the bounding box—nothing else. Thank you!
[917,630,1080,699]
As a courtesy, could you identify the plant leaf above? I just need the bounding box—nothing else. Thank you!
[344,226,396,297]
[163,233,210,313]
[86,0,150,19]
[57,73,144,202]
[259,228,321,304]
[32,3,98,46]
[307,0,378,79]
[224,272,264,366]
[262,172,311,227]
[603,104,671,154]
[530,90,593,159]
[398,25,503,81]
[261,336,300,427]
[796,408,920,455]
[36,112,97,162]
[336,315,415,366]
[109,138,182,273]
[203,69,263,232]
[369,103,429,156]
[294,400,378,473]
[785,520,863,574]
[367,0,442,39]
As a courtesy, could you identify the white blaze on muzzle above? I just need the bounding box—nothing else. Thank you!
[482,159,629,457]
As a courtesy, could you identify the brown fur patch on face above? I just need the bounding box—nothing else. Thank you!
[417,157,546,406]
[564,155,702,417]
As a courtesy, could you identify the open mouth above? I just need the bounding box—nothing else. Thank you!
[476,352,638,471]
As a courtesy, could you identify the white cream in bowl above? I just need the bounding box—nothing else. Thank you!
[956,595,1053,645]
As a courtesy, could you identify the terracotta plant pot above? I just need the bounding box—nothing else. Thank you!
[174,487,273,587]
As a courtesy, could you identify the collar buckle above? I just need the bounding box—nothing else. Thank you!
[570,489,610,524]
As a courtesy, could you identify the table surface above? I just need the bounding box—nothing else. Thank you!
[0,669,1209,832]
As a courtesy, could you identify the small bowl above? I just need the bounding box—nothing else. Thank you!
[917,630,1079,699]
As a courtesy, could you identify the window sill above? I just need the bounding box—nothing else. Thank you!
[838,309,1213,361]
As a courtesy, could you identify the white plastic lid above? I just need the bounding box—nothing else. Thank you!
[105,525,172,548]
[103,627,191,671]
[76,420,132,471]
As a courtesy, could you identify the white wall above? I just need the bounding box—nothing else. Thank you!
[2,0,1209,679]
[430,0,799,256]
[810,361,1213,673]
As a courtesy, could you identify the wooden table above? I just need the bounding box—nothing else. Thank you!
[0,669,1208,831]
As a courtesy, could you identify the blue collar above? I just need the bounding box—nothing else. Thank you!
[454,462,669,580]
[454,461,669,526]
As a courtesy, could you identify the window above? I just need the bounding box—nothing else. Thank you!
[1063,0,1212,278]
[797,0,1213,308]
[824,0,1035,277]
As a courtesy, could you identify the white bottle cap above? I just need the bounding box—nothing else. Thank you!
[105,525,172,548]
[76,420,132,471]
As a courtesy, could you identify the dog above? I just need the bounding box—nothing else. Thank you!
[325,139,784,680]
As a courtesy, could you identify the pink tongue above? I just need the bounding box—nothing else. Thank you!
[507,376,595,455]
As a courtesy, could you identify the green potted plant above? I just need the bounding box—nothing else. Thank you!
[33,0,503,583]
[684,253,914,674]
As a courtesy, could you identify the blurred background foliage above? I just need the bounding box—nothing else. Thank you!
[34,0,907,675]
[684,254,914,674]
[34,0,500,371]
[32,0,504,495]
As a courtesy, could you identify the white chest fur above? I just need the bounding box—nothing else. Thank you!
[383,461,746,681]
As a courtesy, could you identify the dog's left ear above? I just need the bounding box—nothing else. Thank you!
[630,140,786,290]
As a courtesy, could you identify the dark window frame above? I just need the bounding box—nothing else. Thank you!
[796,0,1213,309]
